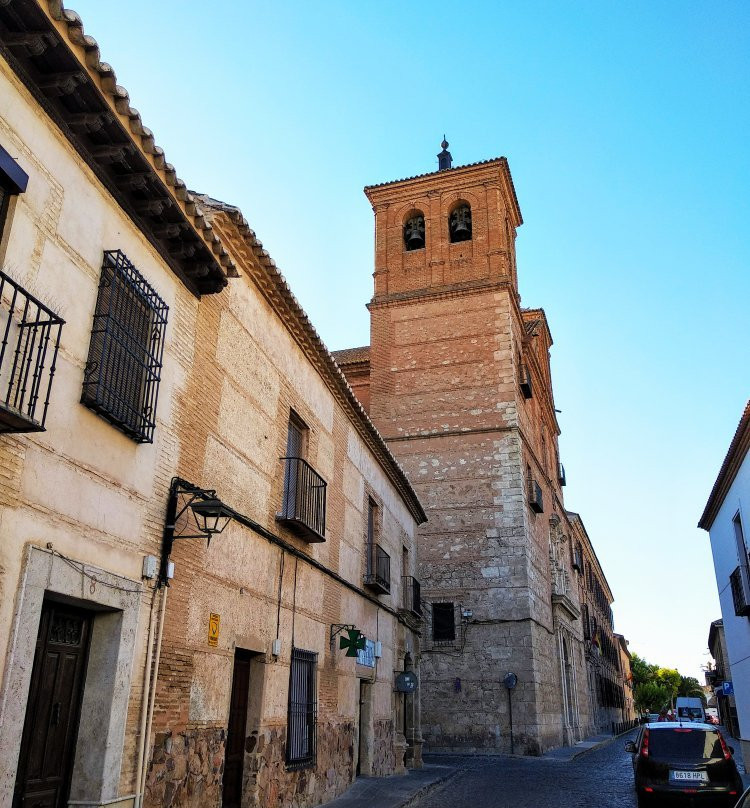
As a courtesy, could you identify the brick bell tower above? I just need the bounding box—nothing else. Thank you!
[335,141,580,755]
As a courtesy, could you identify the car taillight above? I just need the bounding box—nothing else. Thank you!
[640,728,649,758]
[718,732,732,761]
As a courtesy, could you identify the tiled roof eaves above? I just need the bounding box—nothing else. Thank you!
[698,400,750,530]
[44,2,237,282]
[197,196,427,526]
[331,346,371,366]
[364,157,504,190]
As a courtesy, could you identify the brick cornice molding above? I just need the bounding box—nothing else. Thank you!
[367,278,514,310]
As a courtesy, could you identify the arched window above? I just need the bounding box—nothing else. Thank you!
[403,211,425,251]
[449,202,472,243]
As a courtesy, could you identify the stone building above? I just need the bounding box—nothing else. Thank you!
[568,512,629,734]
[334,145,596,754]
[0,3,232,807]
[141,196,426,808]
[614,634,637,725]
[0,3,426,808]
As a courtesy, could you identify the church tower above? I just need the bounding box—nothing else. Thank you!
[335,143,588,754]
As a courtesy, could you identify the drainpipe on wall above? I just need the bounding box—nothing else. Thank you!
[134,584,168,808]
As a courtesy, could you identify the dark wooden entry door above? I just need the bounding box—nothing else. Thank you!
[14,601,92,808]
[222,650,252,808]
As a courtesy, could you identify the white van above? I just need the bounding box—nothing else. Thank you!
[675,696,706,723]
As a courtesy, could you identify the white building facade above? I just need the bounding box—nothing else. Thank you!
[700,400,750,770]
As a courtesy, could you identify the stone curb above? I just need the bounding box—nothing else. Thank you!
[396,767,463,808]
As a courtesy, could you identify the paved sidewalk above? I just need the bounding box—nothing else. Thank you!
[322,761,460,808]
[542,732,620,761]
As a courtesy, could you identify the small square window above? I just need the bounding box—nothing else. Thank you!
[81,250,168,443]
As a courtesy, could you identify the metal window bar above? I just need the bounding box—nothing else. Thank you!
[730,566,750,617]
[279,456,327,541]
[401,576,422,617]
[286,648,317,769]
[81,250,168,443]
[364,543,390,592]
[0,269,64,433]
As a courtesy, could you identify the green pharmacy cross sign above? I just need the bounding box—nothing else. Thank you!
[331,624,366,657]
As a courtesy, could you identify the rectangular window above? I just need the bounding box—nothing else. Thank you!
[286,648,317,769]
[81,250,168,443]
[432,602,456,643]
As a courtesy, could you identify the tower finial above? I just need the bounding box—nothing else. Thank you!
[437,136,452,170]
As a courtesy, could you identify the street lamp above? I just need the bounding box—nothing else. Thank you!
[160,477,234,584]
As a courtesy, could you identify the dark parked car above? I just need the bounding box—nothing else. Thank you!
[735,788,750,807]
[625,722,744,807]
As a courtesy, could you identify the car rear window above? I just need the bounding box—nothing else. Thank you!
[649,729,723,760]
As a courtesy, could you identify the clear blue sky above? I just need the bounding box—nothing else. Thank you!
[70,0,749,681]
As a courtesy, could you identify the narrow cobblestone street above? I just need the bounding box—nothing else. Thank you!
[416,733,639,808]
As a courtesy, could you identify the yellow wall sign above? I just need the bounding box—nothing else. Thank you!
[208,613,221,647]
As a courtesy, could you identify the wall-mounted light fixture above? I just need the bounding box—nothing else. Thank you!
[160,476,234,584]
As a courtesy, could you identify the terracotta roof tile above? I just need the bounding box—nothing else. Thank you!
[331,346,370,366]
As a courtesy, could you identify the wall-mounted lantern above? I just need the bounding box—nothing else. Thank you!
[160,477,234,584]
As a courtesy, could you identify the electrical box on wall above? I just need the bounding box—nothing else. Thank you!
[374,641,382,658]
[271,638,282,657]
[142,555,158,579]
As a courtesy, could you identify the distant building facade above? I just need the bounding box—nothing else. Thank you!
[569,512,630,734]
[334,148,611,754]
[700,400,750,768]
[707,619,740,737]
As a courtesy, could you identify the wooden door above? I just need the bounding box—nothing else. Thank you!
[14,601,92,808]
[222,651,252,808]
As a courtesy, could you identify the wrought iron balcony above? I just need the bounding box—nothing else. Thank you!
[401,576,422,618]
[729,566,750,617]
[364,542,390,594]
[0,269,64,433]
[277,456,327,543]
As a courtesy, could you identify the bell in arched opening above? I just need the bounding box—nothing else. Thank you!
[449,203,472,243]
[404,213,425,251]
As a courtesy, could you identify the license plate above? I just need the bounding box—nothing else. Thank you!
[671,770,708,782]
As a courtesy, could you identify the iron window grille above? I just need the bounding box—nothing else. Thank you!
[431,601,455,643]
[528,479,544,513]
[402,576,422,618]
[286,648,317,769]
[81,250,168,443]
[730,566,750,617]
[278,456,327,542]
[364,542,391,594]
[0,269,64,433]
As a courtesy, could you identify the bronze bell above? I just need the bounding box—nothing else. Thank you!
[449,204,472,243]
[404,215,425,251]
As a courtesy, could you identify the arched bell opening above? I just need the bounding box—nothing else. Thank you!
[449,202,472,243]
[403,211,425,251]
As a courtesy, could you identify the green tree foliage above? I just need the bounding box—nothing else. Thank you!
[656,668,681,701]
[678,676,706,704]
[630,653,707,714]
[630,653,659,689]
[634,682,671,714]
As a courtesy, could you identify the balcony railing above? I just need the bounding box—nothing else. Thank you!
[0,269,64,433]
[364,543,390,594]
[729,566,750,617]
[401,576,422,617]
[277,456,327,542]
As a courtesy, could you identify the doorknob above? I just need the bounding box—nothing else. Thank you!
[50,702,61,726]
